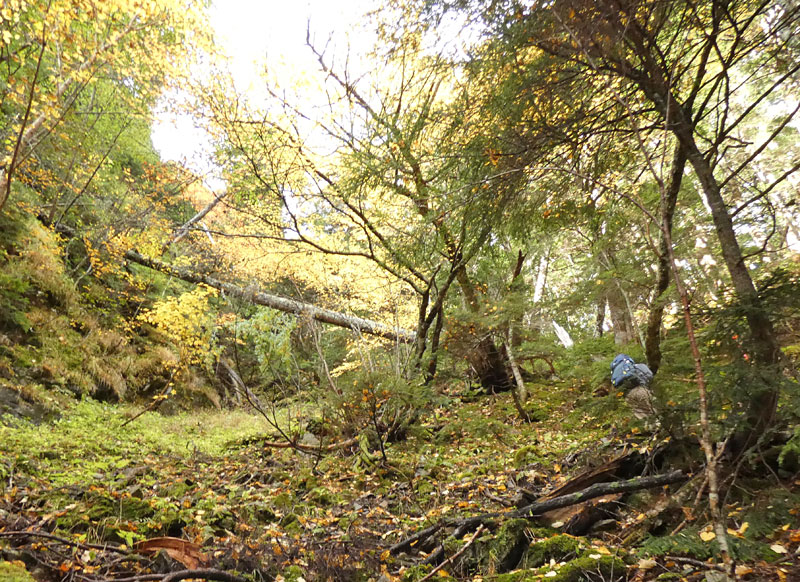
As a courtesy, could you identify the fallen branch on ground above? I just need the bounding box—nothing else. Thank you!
[161,569,248,582]
[259,437,358,452]
[419,525,485,582]
[108,570,248,582]
[0,530,133,554]
[665,556,726,572]
[390,470,687,555]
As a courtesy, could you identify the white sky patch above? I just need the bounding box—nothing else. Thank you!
[151,0,377,190]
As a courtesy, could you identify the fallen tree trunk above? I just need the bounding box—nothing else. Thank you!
[123,250,416,343]
[389,470,687,555]
[48,221,415,343]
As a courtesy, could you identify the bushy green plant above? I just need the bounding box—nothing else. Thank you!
[232,306,297,387]
[325,368,441,455]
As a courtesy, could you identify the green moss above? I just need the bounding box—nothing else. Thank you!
[0,561,36,582]
[546,554,627,582]
[488,571,536,582]
[273,491,294,510]
[401,565,454,582]
[282,565,305,582]
[520,534,582,568]
[306,486,340,506]
[513,445,542,468]
[470,518,530,574]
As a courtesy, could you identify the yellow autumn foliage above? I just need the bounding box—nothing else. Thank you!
[138,285,220,367]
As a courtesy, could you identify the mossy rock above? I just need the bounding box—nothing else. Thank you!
[519,534,582,568]
[0,561,36,582]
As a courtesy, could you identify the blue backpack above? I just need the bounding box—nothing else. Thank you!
[610,354,652,388]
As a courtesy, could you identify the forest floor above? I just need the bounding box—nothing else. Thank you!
[1,383,799,582]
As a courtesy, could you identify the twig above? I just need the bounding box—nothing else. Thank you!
[665,556,726,572]
[161,569,247,582]
[121,370,176,428]
[259,437,357,452]
[418,525,485,582]
[103,576,163,582]
[0,530,133,554]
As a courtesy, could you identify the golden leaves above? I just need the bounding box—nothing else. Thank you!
[138,284,220,366]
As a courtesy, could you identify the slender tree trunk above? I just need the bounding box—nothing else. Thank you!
[606,284,635,345]
[594,299,605,338]
[507,328,531,422]
[669,115,782,439]
[645,143,687,373]
[166,190,227,248]
[663,227,735,580]
[504,251,531,418]
[425,305,444,383]
[624,50,783,439]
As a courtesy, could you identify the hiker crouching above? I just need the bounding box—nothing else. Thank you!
[610,354,657,420]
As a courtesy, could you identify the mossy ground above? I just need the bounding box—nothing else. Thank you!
[0,561,36,582]
[2,386,797,582]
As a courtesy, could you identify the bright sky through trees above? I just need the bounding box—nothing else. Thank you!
[151,0,375,187]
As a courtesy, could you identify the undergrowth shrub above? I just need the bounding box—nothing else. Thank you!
[325,368,440,449]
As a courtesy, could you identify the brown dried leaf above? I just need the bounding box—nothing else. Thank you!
[134,536,209,569]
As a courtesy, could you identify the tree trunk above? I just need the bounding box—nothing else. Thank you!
[506,328,531,422]
[124,249,416,343]
[425,305,444,383]
[50,222,416,343]
[594,299,605,338]
[665,105,782,439]
[455,264,512,392]
[606,284,635,345]
[645,143,687,373]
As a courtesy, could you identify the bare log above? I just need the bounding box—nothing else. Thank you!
[513,470,686,518]
[47,221,414,343]
[123,249,415,343]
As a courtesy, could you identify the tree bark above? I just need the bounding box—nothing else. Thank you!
[648,91,782,439]
[645,143,687,373]
[594,299,605,338]
[606,283,635,345]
